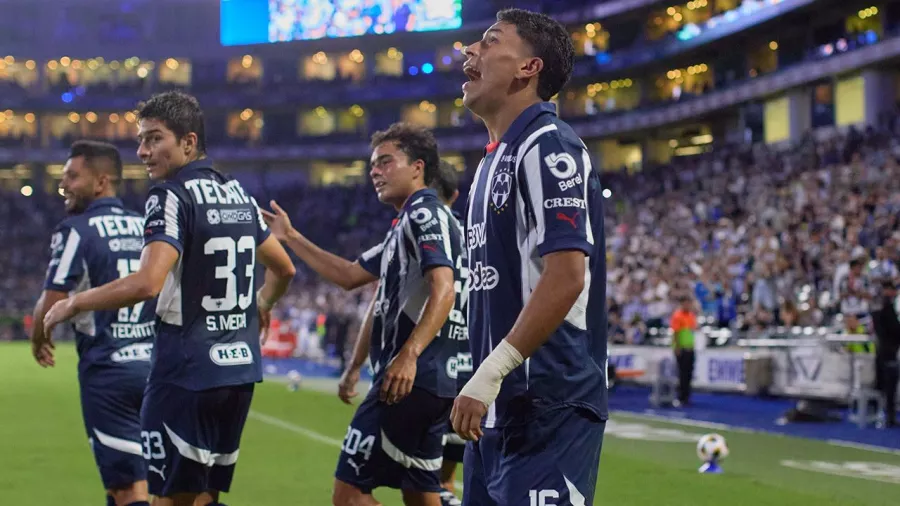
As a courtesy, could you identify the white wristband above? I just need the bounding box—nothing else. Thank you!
[458,340,524,407]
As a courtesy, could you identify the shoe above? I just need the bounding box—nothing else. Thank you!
[439,488,462,506]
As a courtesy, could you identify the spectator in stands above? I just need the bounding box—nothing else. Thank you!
[671,296,698,407]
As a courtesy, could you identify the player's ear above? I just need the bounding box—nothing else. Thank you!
[518,57,543,80]
[182,132,199,156]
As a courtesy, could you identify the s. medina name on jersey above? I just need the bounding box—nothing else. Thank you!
[43,197,157,380]
[358,188,466,399]
[143,159,271,391]
[466,102,609,428]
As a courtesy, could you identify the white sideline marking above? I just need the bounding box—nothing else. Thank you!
[248,410,466,491]
[615,410,900,455]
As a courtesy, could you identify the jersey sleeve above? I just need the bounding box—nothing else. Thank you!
[518,132,595,257]
[143,184,188,254]
[405,203,455,274]
[43,224,87,292]
[249,196,272,245]
[357,242,384,277]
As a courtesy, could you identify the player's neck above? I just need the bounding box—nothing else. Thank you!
[396,183,428,211]
[483,95,542,144]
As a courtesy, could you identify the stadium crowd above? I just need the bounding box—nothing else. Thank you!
[2,118,900,363]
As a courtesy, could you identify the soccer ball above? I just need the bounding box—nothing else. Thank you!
[696,433,729,462]
[286,370,303,391]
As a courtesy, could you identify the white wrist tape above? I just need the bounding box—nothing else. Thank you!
[459,340,524,407]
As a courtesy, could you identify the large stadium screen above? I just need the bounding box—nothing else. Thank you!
[220,0,463,46]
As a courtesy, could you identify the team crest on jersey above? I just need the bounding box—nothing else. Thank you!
[489,168,512,213]
[207,209,221,225]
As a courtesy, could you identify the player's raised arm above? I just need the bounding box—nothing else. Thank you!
[261,200,377,291]
[43,185,182,334]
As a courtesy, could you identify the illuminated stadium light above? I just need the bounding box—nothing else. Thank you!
[109,113,119,124]
[349,105,364,118]
[314,106,327,118]
[61,92,73,104]
[421,63,434,74]
[453,41,463,51]
[25,60,35,70]
[673,12,683,22]
[769,41,778,50]
[87,59,100,70]
[20,185,33,197]
[240,108,254,121]
[4,110,12,119]
[136,67,149,78]
[109,61,120,70]
[3,56,13,65]
[47,60,58,70]
[454,98,463,108]
[242,55,253,68]
[60,56,71,67]
[349,50,364,64]
[24,113,35,123]
[68,112,80,123]
[669,139,678,148]
[85,112,98,124]
[602,188,612,199]
[312,52,328,65]
[667,7,676,15]
[165,58,179,70]
[408,66,419,76]
[124,112,136,123]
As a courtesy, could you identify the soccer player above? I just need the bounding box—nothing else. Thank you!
[31,140,156,506]
[337,159,469,506]
[44,91,297,506]
[261,123,463,506]
[451,8,608,506]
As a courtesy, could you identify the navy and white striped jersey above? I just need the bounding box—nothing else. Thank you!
[358,188,466,399]
[43,197,156,383]
[466,102,608,428]
[143,159,270,391]
[451,210,473,390]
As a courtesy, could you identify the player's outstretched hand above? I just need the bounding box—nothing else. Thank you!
[43,298,78,340]
[338,367,361,405]
[31,338,55,368]
[260,200,295,242]
[380,350,416,405]
[451,395,487,441]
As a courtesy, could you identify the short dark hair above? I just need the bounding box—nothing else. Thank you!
[497,8,575,101]
[68,140,123,183]
[370,122,439,186]
[136,91,207,154]
[432,160,459,204]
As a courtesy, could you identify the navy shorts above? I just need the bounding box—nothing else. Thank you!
[462,407,605,506]
[80,375,148,490]
[443,422,466,464]
[140,382,254,497]
[334,386,453,493]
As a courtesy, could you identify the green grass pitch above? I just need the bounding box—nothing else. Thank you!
[1,342,897,505]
